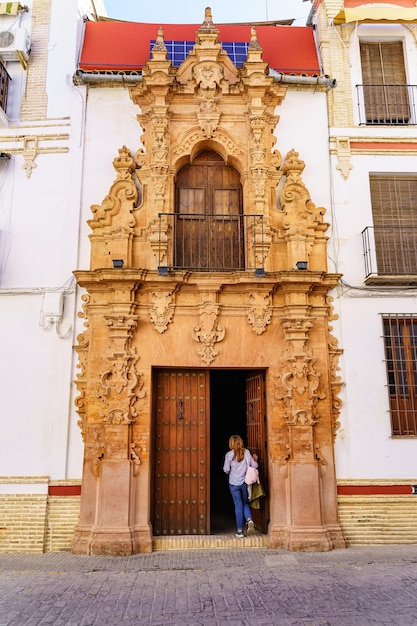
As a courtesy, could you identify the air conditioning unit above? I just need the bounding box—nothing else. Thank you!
[0,27,30,64]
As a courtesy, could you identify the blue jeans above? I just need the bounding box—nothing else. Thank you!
[229,483,252,530]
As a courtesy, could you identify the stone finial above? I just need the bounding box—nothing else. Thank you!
[248,26,262,51]
[201,6,214,29]
[152,27,167,54]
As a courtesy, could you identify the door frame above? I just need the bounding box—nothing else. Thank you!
[151,367,269,536]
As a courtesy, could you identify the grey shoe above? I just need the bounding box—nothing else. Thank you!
[247,520,255,535]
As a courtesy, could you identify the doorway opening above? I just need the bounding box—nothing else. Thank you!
[151,368,268,537]
[210,369,268,535]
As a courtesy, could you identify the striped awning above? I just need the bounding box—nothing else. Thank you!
[334,7,417,23]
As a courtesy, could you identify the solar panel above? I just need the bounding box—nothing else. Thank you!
[150,40,250,67]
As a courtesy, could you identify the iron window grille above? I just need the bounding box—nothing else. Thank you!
[356,84,416,126]
[382,314,417,436]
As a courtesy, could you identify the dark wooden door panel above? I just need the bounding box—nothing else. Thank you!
[153,370,210,535]
[246,371,268,532]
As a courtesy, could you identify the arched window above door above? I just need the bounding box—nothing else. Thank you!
[174,150,244,271]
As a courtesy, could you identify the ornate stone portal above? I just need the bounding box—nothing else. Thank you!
[72,9,346,555]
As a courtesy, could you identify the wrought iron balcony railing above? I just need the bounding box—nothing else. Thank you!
[157,212,265,274]
[362,226,417,278]
[356,84,417,125]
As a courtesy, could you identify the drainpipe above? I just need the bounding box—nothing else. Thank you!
[72,70,143,86]
[271,71,336,90]
[73,69,335,89]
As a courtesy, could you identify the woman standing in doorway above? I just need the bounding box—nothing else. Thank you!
[223,435,258,538]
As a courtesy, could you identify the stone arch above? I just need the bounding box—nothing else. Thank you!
[171,127,247,177]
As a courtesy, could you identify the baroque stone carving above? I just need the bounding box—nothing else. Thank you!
[192,300,225,364]
[72,7,346,555]
[280,149,329,270]
[97,314,146,425]
[74,294,90,441]
[130,443,142,476]
[88,146,138,231]
[22,136,38,178]
[247,292,272,335]
[150,290,175,333]
[84,424,106,476]
[275,317,326,463]
[335,137,352,180]
[326,296,344,440]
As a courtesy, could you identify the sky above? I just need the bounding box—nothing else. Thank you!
[102,0,312,26]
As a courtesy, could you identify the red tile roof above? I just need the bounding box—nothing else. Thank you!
[78,21,321,76]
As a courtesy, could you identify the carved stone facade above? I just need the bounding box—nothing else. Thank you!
[72,9,346,555]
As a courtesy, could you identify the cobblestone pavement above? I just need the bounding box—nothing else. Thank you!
[0,545,417,625]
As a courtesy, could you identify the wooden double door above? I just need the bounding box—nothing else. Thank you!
[152,369,268,536]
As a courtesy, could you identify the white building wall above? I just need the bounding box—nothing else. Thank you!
[334,294,417,479]
[327,21,417,482]
[278,89,332,212]
[0,0,85,484]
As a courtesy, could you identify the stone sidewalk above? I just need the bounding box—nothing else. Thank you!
[0,544,417,625]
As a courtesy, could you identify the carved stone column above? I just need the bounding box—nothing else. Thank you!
[72,276,150,556]
[269,282,346,551]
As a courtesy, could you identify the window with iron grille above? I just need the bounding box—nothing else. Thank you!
[369,175,417,276]
[382,314,417,436]
[359,41,411,125]
[0,60,10,114]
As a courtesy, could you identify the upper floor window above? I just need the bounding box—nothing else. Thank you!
[175,151,244,271]
[383,314,417,436]
[157,150,265,274]
[358,41,416,125]
[362,175,417,280]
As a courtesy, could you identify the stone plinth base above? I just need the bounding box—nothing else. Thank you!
[268,524,346,552]
[72,524,152,555]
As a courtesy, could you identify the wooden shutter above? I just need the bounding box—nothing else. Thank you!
[360,42,408,123]
[370,176,417,275]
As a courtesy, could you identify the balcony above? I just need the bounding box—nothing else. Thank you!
[362,226,417,283]
[157,213,265,274]
[356,84,417,125]
[0,60,10,114]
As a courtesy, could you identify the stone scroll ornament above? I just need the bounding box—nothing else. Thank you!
[274,318,327,466]
[280,149,328,269]
[74,294,90,441]
[97,315,146,423]
[247,292,272,335]
[326,296,344,440]
[88,146,138,231]
[149,290,176,333]
[192,300,225,365]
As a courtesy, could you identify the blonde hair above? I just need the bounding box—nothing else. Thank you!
[229,435,245,462]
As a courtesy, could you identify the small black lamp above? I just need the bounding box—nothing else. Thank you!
[296,261,308,270]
